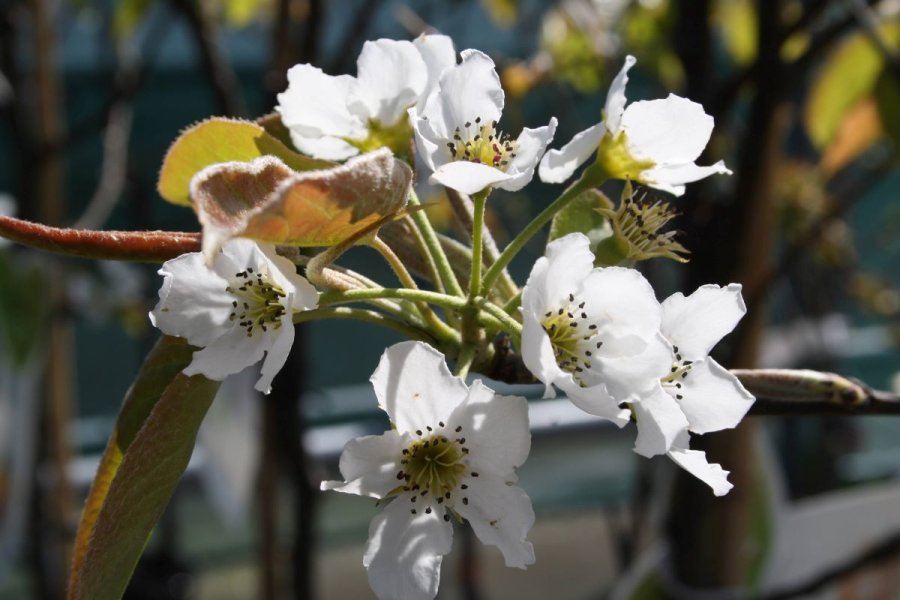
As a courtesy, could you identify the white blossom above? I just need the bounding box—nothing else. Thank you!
[631,284,755,496]
[539,55,731,196]
[321,341,534,600]
[276,35,454,161]
[410,49,557,195]
[521,232,671,426]
[149,239,318,394]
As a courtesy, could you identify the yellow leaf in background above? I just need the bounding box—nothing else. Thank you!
[715,0,757,66]
[821,97,883,176]
[113,0,152,38]
[804,25,899,149]
[481,0,518,27]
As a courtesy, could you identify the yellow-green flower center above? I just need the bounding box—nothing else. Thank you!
[595,130,655,183]
[226,268,287,337]
[541,293,603,385]
[446,117,518,170]
[346,117,414,160]
[401,433,467,498]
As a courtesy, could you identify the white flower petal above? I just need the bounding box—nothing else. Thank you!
[321,431,406,499]
[579,266,662,348]
[676,358,754,434]
[289,130,360,161]
[257,244,320,312]
[414,34,457,106]
[353,39,428,126]
[597,333,672,400]
[538,122,605,184]
[454,475,535,569]
[183,321,272,381]
[277,64,366,147]
[667,434,733,496]
[495,118,558,192]
[149,252,233,347]
[560,380,631,426]
[410,109,444,171]
[522,232,595,314]
[421,49,503,139]
[428,160,513,195]
[620,94,714,165]
[661,283,746,360]
[521,317,564,399]
[604,55,636,134]
[447,381,530,477]
[641,160,732,197]
[370,341,468,434]
[631,384,690,457]
[254,313,295,394]
[364,495,453,600]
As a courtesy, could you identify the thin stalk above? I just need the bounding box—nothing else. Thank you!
[454,344,477,379]
[369,236,457,343]
[479,300,522,337]
[294,307,434,342]
[320,288,468,312]
[482,175,594,294]
[408,190,465,297]
[405,215,445,293]
[468,190,489,299]
[502,291,523,315]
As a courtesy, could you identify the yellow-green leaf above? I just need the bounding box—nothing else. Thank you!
[804,26,899,148]
[548,188,613,244]
[190,148,413,261]
[158,117,331,206]
[68,336,220,600]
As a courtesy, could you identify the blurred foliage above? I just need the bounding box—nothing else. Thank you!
[0,252,50,367]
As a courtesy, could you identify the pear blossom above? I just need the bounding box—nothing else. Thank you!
[630,284,755,496]
[277,35,454,161]
[521,232,671,426]
[322,341,534,600]
[410,49,558,195]
[150,239,318,394]
[539,55,731,196]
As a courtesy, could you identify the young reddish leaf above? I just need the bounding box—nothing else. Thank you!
[68,336,220,600]
[0,215,200,262]
[158,117,332,206]
[190,147,413,261]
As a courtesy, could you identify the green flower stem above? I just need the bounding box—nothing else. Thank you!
[407,191,465,297]
[320,288,468,312]
[405,215,445,294]
[294,306,434,343]
[468,190,490,299]
[370,236,459,343]
[454,344,477,379]
[502,290,523,315]
[481,174,600,295]
[479,300,522,336]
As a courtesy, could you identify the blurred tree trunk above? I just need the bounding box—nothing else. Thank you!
[28,0,75,596]
[668,0,787,588]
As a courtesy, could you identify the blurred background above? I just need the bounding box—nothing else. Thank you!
[0,0,899,598]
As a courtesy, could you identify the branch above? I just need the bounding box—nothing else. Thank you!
[737,369,900,415]
[0,215,200,262]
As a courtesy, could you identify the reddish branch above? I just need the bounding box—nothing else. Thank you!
[0,215,200,262]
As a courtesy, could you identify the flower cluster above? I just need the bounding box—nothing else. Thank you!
[522,233,754,495]
[144,37,749,600]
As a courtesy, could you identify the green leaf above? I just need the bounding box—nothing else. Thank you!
[158,117,332,206]
[804,26,899,148]
[190,148,413,261]
[875,69,900,150]
[548,188,613,245]
[68,336,220,600]
[0,252,49,366]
